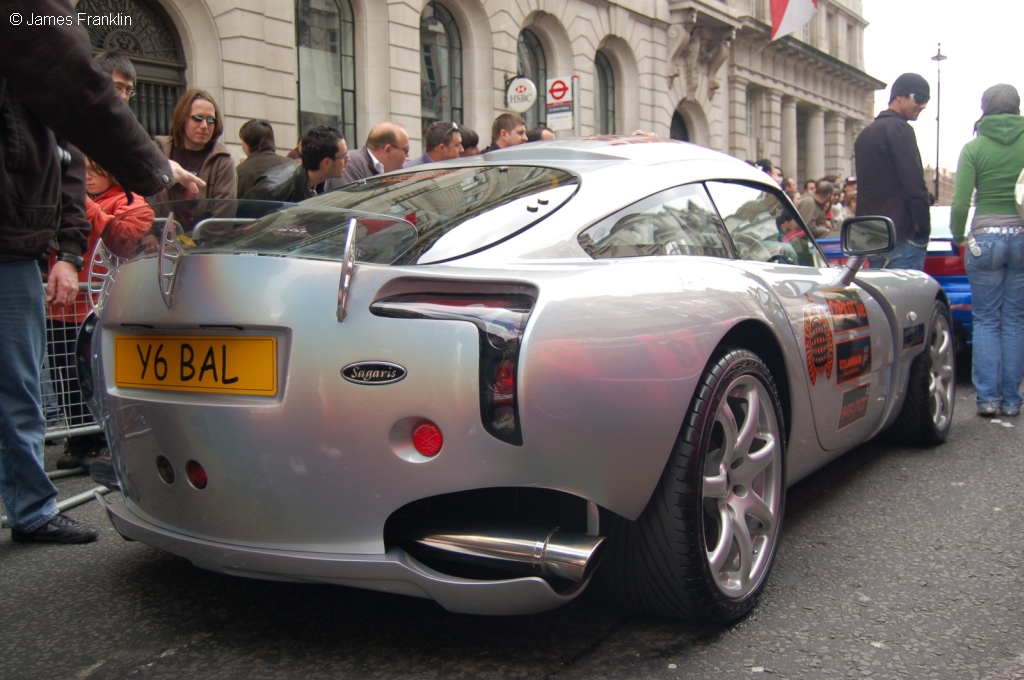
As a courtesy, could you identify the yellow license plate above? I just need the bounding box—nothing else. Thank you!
[115,335,278,396]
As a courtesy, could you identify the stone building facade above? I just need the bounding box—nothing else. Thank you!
[74,0,883,183]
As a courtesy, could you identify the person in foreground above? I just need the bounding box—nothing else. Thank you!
[950,84,1024,417]
[0,0,204,544]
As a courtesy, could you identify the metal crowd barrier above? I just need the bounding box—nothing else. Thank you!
[43,281,102,443]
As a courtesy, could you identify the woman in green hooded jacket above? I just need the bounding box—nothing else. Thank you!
[950,84,1024,417]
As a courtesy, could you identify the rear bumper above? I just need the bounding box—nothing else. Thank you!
[97,492,584,615]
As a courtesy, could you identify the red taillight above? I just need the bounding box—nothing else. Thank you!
[494,360,515,401]
[925,253,966,277]
[371,292,535,446]
[412,421,443,456]
[185,460,208,489]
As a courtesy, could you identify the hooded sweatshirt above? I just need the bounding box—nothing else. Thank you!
[950,113,1024,242]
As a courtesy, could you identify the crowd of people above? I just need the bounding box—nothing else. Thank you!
[749,157,858,240]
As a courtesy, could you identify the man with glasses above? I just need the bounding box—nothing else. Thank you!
[406,121,463,167]
[242,125,347,204]
[95,50,137,103]
[854,72,932,269]
[325,121,409,190]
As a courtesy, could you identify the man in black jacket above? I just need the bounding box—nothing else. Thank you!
[243,125,347,203]
[0,0,203,544]
[854,72,932,269]
[236,119,293,198]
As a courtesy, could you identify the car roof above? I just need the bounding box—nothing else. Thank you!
[480,135,735,165]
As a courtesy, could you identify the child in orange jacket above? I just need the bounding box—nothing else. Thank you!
[48,157,154,469]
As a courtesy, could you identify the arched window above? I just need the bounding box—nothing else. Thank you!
[594,51,615,134]
[420,2,463,139]
[517,29,547,129]
[77,0,186,138]
[297,0,356,145]
[671,111,690,141]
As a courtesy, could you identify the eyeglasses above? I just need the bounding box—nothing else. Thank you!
[113,83,136,100]
[391,144,410,156]
[190,114,217,126]
[444,121,459,138]
[907,92,929,105]
[334,152,349,164]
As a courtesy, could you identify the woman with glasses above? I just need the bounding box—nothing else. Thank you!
[951,84,1024,417]
[152,89,236,225]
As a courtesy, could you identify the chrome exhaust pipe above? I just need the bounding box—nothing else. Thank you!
[411,526,606,583]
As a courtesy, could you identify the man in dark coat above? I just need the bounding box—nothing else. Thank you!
[243,125,347,204]
[854,72,932,269]
[0,0,203,544]
[236,119,293,198]
[324,122,408,190]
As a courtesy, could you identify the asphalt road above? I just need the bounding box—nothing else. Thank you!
[2,381,1022,679]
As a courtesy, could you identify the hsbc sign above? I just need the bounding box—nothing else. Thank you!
[505,77,537,113]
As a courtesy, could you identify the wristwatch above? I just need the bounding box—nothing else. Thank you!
[57,251,85,272]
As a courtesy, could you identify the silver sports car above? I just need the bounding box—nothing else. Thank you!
[81,137,955,624]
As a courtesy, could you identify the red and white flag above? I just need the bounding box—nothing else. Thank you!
[770,0,818,41]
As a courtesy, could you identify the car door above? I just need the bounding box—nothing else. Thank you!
[704,180,895,451]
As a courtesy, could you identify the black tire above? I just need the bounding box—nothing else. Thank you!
[890,300,955,445]
[604,348,786,624]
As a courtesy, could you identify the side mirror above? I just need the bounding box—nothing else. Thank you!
[841,216,895,256]
[829,216,896,286]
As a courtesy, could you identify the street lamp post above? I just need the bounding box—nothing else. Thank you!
[931,44,947,203]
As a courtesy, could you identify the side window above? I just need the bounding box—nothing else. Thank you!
[579,184,730,259]
[705,181,826,267]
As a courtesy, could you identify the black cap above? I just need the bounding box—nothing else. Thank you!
[891,73,930,99]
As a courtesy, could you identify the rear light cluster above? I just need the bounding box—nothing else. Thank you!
[155,455,208,489]
[371,293,535,446]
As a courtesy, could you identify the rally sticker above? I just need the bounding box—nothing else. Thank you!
[836,336,872,385]
[838,385,870,429]
[804,303,834,385]
[821,290,869,332]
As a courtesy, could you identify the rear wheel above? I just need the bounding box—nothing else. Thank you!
[605,348,786,623]
[890,300,955,445]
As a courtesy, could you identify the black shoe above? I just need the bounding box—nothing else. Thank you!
[11,514,100,544]
[56,453,89,470]
[65,436,99,459]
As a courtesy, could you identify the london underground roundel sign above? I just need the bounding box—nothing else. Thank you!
[506,77,538,113]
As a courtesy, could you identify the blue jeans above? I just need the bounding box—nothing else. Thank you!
[0,261,59,531]
[868,237,928,270]
[966,233,1024,410]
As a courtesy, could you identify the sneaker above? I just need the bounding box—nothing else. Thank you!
[977,404,1000,417]
[1001,405,1021,417]
[11,514,99,544]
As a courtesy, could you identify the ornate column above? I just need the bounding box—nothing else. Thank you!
[824,112,846,179]
[781,97,798,180]
[729,75,749,160]
[765,90,783,167]
[805,106,825,182]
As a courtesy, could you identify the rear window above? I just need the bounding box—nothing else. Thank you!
[107,165,577,266]
[308,165,578,263]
